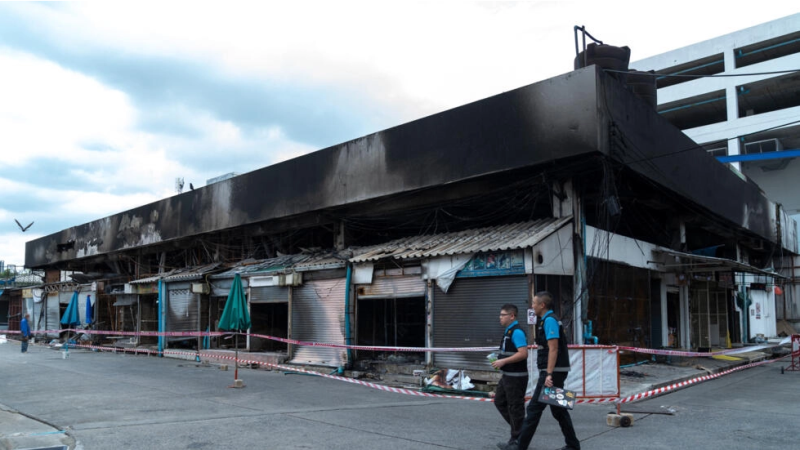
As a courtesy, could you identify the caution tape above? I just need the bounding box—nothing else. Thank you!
[11,329,498,353]
[615,354,789,404]
[8,329,790,356]
[12,339,790,406]
[59,342,494,402]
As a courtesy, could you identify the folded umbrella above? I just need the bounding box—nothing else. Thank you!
[61,291,81,351]
[85,294,94,325]
[218,274,251,386]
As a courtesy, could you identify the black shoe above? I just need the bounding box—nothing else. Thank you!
[497,443,519,450]
[555,447,579,450]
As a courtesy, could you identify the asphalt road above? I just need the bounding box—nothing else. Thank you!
[1,341,798,449]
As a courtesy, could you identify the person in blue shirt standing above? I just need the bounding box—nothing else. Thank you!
[20,313,31,353]
[491,304,528,449]
[501,291,580,450]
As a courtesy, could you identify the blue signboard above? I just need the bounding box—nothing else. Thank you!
[457,250,526,278]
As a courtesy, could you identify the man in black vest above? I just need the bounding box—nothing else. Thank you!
[501,291,580,450]
[492,304,528,449]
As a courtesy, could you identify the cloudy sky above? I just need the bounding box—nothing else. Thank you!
[0,1,797,268]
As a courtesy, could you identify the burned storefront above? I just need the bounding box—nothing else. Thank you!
[348,217,574,371]
[351,260,427,364]
[209,254,308,353]
[23,65,797,368]
[160,264,221,350]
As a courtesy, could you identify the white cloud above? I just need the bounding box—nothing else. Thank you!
[42,1,800,115]
[1,1,799,268]
[0,232,36,268]
[0,49,135,177]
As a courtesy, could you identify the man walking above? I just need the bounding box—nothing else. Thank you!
[492,304,528,449]
[501,292,580,450]
[20,313,31,353]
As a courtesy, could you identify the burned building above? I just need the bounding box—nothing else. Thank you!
[24,65,796,369]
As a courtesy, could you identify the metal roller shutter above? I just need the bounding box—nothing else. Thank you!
[356,276,426,299]
[290,279,347,367]
[166,282,199,338]
[32,296,43,332]
[58,291,73,305]
[45,295,60,337]
[250,286,289,303]
[434,276,529,370]
[210,277,249,298]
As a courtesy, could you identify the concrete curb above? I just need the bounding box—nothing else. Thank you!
[0,402,77,450]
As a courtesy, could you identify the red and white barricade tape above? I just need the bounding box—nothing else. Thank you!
[10,329,790,357]
[11,338,789,405]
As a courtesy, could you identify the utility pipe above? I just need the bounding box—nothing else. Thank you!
[158,279,164,356]
[344,264,353,367]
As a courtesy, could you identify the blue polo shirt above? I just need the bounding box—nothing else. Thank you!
[541,311,560,340]
[504,320,527,349]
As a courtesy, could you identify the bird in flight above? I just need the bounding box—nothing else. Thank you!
[15,219,34,232]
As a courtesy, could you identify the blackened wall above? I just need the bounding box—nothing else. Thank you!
[598,72,776,243]
[26,68,603,268]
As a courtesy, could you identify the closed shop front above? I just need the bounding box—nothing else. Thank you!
[356,275,426,361]
[290,278,347,367]
[40,293,60,337]
[249,285,289,352]
[434,275,530,370]
[165,282,203,348]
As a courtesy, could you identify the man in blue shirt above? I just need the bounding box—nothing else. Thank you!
[20,313,31,353]
[501,291,580,450]
[492,304,528,449]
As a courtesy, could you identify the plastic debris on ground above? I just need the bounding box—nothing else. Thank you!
[423,369,474,391]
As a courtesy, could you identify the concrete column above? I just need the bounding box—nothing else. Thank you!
[570,179,585,344]
[724,45,742,172]
[680,284,690,348]
[335,221,346,250]
[661,280,669,349]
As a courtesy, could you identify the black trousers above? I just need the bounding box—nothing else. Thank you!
[494,374,529,441]
[517,371,580,450]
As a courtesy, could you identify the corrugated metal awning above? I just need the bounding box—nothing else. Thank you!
[129,272,174,284]
[211,254,311,279]
[653,248,789,279]
[350,217,572,263]
[293,252,350,272]
[162,263,221,282]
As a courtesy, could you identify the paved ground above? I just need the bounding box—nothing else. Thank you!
[1,339,798,450]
